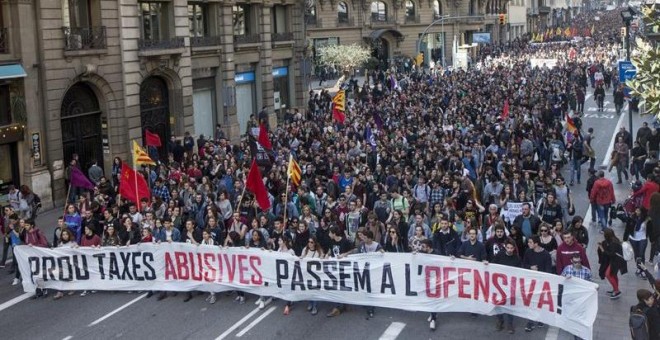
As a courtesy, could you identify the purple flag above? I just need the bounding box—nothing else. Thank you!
[373,112,383,130]
[70,166,95,189]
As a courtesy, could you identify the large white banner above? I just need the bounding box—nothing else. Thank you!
[15,244,598,339]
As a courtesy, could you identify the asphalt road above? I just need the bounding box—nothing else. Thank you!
[0,88,652,340]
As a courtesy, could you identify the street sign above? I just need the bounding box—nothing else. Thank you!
[618,60,636,83]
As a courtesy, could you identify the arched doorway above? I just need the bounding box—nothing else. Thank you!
[370,37,389,70]
[140,76,170,160]
[61,83,103,171]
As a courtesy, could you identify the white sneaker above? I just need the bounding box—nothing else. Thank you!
[264,297,273,306]
[427,315,432,322]
[209,294,216,304]
[258,300,265,309]
[430,320,436,330]
[255,296,263,305]
[11,278,19,286]
[80,291,88,297]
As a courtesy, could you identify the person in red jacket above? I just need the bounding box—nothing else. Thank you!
[633,174,660,210]
[589,171,616,232]
[556,229,591,275]
[23,219,49,298]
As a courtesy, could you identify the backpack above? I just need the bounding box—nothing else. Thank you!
[622,241,634,261]
[551,144,563,162]
[630,306,649,340]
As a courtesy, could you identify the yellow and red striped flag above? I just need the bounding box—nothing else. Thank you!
[132,140,156,166]
[287,154,301,188]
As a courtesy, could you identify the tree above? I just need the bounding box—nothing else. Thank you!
[317,44,371,74]
[627,5,660,118]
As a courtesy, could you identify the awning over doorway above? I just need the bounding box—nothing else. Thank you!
[369,29,404,40]
[0,64,26,80]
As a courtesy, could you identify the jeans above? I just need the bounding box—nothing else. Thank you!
[570,157,581,183]
[616,158,629,182]
[497,314,514,328]
[0,235,9,265]
[590,203,598,223]
[577,101,584,113]
[630,238,648,263]
[615,103,623,114]
[631,161,644,181]
[596,204,611,231]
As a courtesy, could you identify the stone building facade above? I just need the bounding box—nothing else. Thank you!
[0,0,304,208]
[304,0,526,69]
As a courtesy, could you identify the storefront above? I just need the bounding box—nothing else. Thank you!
[192,71,217,139]
[0,64,27,205]
[235,71,256,134]
[272,66,289,116]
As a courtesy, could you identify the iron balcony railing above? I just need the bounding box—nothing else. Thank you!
[272,32,294,42]
[62,26,107,51]
[0,28,8,54]
[234,34,260,44]
[138,36,185,50]
[405,14,421,24]
[190,35,223,47]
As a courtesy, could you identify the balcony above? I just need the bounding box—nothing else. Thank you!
[190,35,223,47]
[306,17,322,28]
[62,26,106,51]
[138,37,186,57]
[371,14,396,26]
[404,14,421,24]
[434,14,444,20]
[272,32,294,42]
[538,6,551,13]
[337,17,355,27]
[0,28,8,54]
[234,34,260,45]
[138,37,185,50]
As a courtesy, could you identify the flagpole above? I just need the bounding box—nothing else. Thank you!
[283,154,291,227]
[132,139,140,211]
[63,183,72,217]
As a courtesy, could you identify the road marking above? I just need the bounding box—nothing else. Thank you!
[0,292,33,313]
[544,326,560,340]
[88,293,147,326]
[602,104,628,167]
[378,322,406,340]
[215,307,262,340]
[62,336,73,340]
[236,306,277,337]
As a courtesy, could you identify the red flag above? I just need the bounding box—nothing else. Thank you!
[145,130,162,147]
[245,159,271,211]
[257,124,272,149]
[501,99,510,120]
[332,105,346,124]
[119,162,151,205]
[565,112,577,134]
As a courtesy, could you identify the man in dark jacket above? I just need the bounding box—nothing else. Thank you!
[493,239,522,334]
[585,169,598,225]
[432,215,459,256]
[631,289,660,340]
[512,203,542,238]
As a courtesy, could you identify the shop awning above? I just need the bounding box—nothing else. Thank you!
[370,29,404,40]
[0,64,26,80]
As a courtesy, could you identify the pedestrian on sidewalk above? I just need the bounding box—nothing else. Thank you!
[624,207,651,278]
[598,228,627,300]
[613,136,630,184]
[589,171,615,232]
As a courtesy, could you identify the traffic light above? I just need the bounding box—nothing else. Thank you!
[620,26,627,39]
[498,14,506,25]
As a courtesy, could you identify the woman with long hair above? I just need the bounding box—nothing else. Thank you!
[301,236,324,315]
[624,207,651,277]
[598,228,627,299]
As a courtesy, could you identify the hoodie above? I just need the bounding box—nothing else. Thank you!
[556,241,590,274]
[589,177,615,206]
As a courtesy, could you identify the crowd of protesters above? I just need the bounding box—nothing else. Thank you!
[2,8,660,339]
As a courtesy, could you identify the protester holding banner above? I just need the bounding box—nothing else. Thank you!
[493,239,522,333]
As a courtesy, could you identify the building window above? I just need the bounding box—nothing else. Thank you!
[139,1,170,41]
[405,1,415,19]
[233,4,251,35]
[469,0,478,15]
[62,0,98,27]
[338,2,349,23]
[305,4,317,24]
[272,5,288,33]
[0,85,10,126]
[188,3,208,37]
[370,1,387,22]
[433,0,442,18]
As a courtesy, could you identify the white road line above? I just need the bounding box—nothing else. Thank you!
[0,292,33,313]
[378,322,406,340]
[235,306,276,337]
[601,104,628,167]
[544,326,560,340]
[62,336,73,340]
[215,307,262,340]
[88,293,147,326]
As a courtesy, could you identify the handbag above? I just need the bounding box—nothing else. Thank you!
[621,241,634,261]
[568,204,575,216]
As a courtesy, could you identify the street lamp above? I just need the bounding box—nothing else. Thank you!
[621,6,635,135]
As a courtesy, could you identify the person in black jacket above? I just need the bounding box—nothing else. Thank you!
[585,169,598,226]
[598,228,628,299]
[493,239,522,334]
[522,236,553,332]
[121,217,141,246]
[631,289,660,340]
[420,239,441,331]
[569,216,589,249]
[613,84,625,115]
[432,215,459,256]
